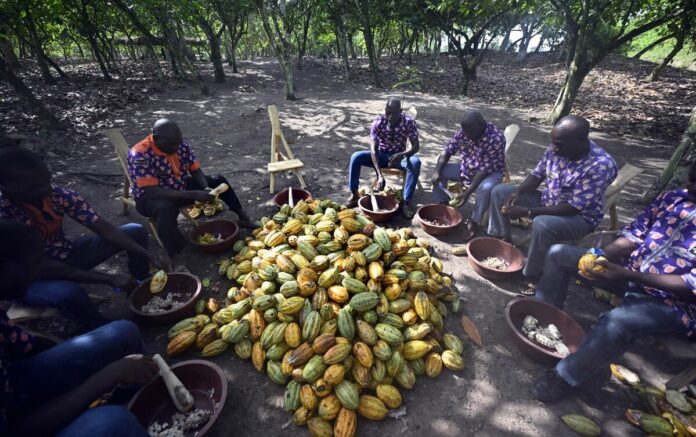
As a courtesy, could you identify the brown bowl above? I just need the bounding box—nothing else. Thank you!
[466,237,525,280]
[505,298,586,365]
[128,360,227,436]
[416,204,463,236]
[357,195,399,223]
[129,273,201,324]
[189,220,240,254]
[273,188,312,208]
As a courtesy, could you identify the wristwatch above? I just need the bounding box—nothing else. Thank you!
[527,208,533,218]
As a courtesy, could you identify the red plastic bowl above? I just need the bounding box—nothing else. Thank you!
[505,298,586,365]
[466,237,525,280]
[415,204,463,236]
[128,360,227,436]
[129,273,201,324]
[357,195,399,223]
[189,220,239,254]
[273,188,312,208]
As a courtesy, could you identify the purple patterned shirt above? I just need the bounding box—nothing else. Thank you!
[531,141,617,227]
[444,122,506,185]
[0,186,100,260]
[620,189,696,336]
[127,134,201,199]
[370,114,418,154]
[0,310,34,430]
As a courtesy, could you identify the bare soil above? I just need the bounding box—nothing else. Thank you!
[15,58,691,436]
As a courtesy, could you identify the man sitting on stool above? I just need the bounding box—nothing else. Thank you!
[128,118,251,269]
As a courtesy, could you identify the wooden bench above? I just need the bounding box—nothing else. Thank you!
[661,337,696,389]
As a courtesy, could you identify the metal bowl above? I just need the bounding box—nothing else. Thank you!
[415,204,463,236]
[357,195,399,223]
[189,220,240,254]
[128,360,227,436]
[505,298,586,365]
[273,188,312,208]
[129,273,201,324]
[466,237,525,280]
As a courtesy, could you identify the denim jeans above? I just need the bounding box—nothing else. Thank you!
[348,150,421,203]
[430,163,503,225]
[558,292,689,386]
[136,174,243,256]
[8,320,148,436]
[20,223,148,328]
[487,184,595,278]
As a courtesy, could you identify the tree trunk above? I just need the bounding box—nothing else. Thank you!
[362,27,381,87]
[647,32,685,81]
[535,33,545,53]
[348,33,357,59]
[255,0,296,100]
[296,10,311,70]
[199,18,226,83]
[0,54,60,127]
[633,33,675,59]
[433,31,441,68]
[644,106,696,200]
[23,7,55,85]
[45,55,68,78]
[500,29,512,52]
[546,61,589,123]
[0,36,20,70]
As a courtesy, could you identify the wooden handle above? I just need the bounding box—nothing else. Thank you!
[209,183,229,197]
[288,187,294,207]
[153,354,194,413]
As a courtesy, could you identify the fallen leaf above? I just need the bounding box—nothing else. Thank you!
[202,278,211,288]
[461,315,482,347]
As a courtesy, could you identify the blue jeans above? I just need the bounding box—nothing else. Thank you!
[487,184,595,278]
[534,245,690,386]
[21,223,148,328]
[348,150,421,203]
[431,163,503,225]
[8,320,148,436]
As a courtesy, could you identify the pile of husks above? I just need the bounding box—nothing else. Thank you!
[165,198,466,436]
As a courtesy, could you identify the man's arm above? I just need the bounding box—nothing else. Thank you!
[10,355,157,436]
[87,219,163,269]
[36,257,136,290]
[529,203,581,217]
[141,186,212,203]
[601,236,638,262]
[370,140,384,183]
[461,171,489,201]
[431,150,452,186]
[190,168,209,190]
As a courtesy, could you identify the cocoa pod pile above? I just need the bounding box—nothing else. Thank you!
[165,198,466,436]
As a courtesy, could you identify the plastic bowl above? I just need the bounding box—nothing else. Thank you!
[273,188,312,208]
[415,204,463,236]
[357,195,399,223]
[466,237,525,280]
[189,220,240,254]
[505,298,586,365]
[129,273,201,324]
[128,360,227,436]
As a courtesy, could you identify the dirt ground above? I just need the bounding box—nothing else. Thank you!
[39,59,686,436]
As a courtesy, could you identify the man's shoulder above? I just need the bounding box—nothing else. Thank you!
[588,141,617,167]
[131,135,153,155]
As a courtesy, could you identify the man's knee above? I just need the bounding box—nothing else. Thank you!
[105,320,143,352]
[547,244,577,264]
[491,183,511,201]
[120,223,147,244]
[53,282,89,306]
[598,308,635,343]
[407,156,421,170]
[58,405,144,437]
[531,216,557,238]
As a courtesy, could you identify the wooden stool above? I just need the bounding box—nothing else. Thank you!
[267,105,307,193]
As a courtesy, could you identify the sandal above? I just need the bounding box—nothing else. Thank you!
[461,221,477,242]
[518,281,537,297]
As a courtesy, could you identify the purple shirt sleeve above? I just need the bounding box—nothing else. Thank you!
[370,118,381,144]
[406,118,418,140]
[56,187,100,226]
[567,159,617,213]
[445,130,464,155]
[620,191,666,244]
[531,146,552,179]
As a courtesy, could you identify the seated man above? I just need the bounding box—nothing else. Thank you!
[1,220,156,436]
[128,118,250,266]
[0,146,162,329]
[488,115,617,294]
[431,109,506,240]
[345,98,420,218]
[533,162,696,402]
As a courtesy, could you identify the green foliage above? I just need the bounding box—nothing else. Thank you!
[391,65,422,91]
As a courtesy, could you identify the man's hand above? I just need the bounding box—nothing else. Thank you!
[502,205,528,219]
[431,173,442,188]
[110,355,158,385]
[148,253,168,271]
[503,190,519,209]
[192,190,216,203]
[460,190,472,205]
[387,153,403,168]
[376,175,386,191]
[109,274,137,291]
[578,259,630,283]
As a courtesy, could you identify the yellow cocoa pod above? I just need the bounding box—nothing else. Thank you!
[167,331,196,357]
[357,395,388,420]
[292,406,312,426]
[285,322,302,348]
[324,364,346,385]
[307,418,333,437]
[353,341,374,368]
[318,394,342,421]
[334,407,357,437]
[402,340,433,360]
[300,384,318,410]
[312,378,333,398]
[425,352,443,378]
[442,350,464,371]
[578,253,606,276]
[247,309,266,342]
[252,341,265,372]
[149,270,168,293]
[376,384,402,409]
